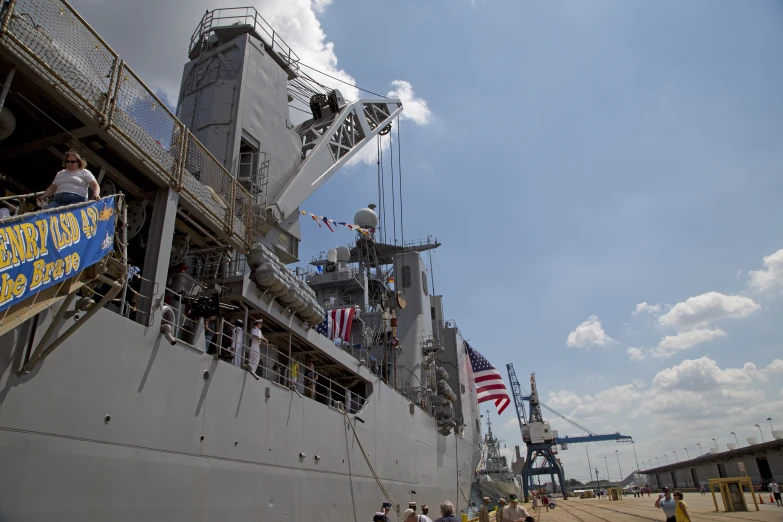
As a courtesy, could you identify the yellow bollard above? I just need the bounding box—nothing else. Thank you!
[462,514,469,522]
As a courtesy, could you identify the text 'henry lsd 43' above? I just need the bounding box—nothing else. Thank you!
[0,196,117,312]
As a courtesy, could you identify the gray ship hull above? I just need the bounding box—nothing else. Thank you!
[0,307,479,521]
[474,480,522,504]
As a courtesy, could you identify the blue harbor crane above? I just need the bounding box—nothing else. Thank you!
[506,364,633,501]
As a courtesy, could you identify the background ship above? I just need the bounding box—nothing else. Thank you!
[471,414,523,510]
[0,2,483,520]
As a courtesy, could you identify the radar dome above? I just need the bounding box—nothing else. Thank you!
[354,207,378,229]
[335,245,350,262]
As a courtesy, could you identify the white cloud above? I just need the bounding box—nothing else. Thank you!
[347,81,432,166]
[566,315,615,348]
[627,347,646,361]
[652,357,782,391]
[633,302,661,315]
[627,328,727,360]
[387,80,431,125]
[748,248,783,294]
[654,328,726,358]
[539,357,783,476]
[505,417,521,430]
[657,292,759,331]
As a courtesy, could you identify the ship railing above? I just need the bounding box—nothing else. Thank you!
[0,190,45,218]
[0,0,270,252]
[193,252,249,284]
[100,280,368,412]
[199,317,366,413]
[188,7,299,71]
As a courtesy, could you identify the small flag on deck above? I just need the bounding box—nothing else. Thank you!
[466,343,510,415]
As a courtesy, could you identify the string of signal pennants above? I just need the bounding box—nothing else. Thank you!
[300,210,374,238]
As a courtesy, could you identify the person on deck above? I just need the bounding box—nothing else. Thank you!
[39,150,100,208]
[245,318,264,379]
[231,319,244,367]
[304,361,318,398]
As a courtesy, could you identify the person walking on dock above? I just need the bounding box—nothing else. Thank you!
[673,491,691,522]
[769,480,781,506]
[420,504,433,522]
[496,499,506,522]
[503,494,532,522]
[433,501,458,522]
[655,487,677,522]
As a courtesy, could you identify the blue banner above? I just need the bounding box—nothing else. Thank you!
[0,196,116,312]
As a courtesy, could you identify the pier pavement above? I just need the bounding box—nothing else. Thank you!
[523,493,781,522]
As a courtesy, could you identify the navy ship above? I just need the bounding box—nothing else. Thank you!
[472,414,523,510]
[0,1,485,520]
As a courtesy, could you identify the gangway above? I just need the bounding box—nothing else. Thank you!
[0,194,127,371]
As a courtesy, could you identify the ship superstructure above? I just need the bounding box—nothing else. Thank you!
[472,414,522,509]
[0,2,482,520]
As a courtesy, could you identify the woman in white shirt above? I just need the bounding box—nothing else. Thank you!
[39,150,100,208]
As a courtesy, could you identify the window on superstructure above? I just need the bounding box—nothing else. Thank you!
[401,265,411,288]
[238,139,258,183]
[422,271,429,295]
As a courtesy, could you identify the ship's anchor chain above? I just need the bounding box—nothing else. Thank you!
[341,406,400,520]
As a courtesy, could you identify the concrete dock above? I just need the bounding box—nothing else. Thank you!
[528,494,782,522]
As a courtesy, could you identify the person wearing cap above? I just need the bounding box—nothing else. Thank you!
[381,502,392,522]
[231,319,244,367]
[503,494,531,522]
[479,497,490,522]
[403,509,417,522]
[495,499,506,522]
[655,487,677,522]
[245,318,265,379]
[420,504,433,522]
[373,512,387,522]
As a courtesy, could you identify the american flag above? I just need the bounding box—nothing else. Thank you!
[466,343,510,415]
[316,307,355,342]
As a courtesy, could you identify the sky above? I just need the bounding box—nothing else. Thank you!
[69,0,783,484]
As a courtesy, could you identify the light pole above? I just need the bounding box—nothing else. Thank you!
[596,468,600,492]
[769,418,775,433]
[755,424,765,443]
[632,441,640,471]
[730,432,739,447]
[605,456,611,483]
[663,454,669,464]
[616,449,623,480]
[711,438,718,451]
[585,445,593,489]
[683,448,690,460]
[673,450,678,463]
[696,442,703,455]
[655,457,660,466]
